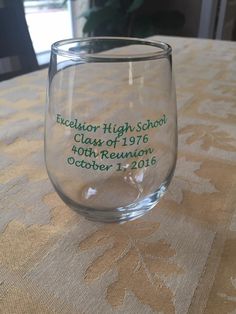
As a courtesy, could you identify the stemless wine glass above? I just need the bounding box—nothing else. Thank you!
[45,37,177,223]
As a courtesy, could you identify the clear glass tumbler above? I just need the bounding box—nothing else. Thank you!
[45,37,177,222]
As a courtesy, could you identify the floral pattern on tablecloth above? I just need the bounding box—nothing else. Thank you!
[0,37,236,314]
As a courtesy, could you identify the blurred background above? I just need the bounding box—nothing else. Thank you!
[0,0,236,80]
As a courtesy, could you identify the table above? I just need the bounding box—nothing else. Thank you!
[0,36,236,314]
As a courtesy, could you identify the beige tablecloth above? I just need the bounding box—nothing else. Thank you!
[0,36,236,314]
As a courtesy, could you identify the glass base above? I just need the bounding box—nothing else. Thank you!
[54,182,168,223]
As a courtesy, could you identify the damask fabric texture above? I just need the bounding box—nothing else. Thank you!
[0,36,236,314]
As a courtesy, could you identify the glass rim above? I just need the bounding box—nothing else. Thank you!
[51,37,172,62]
